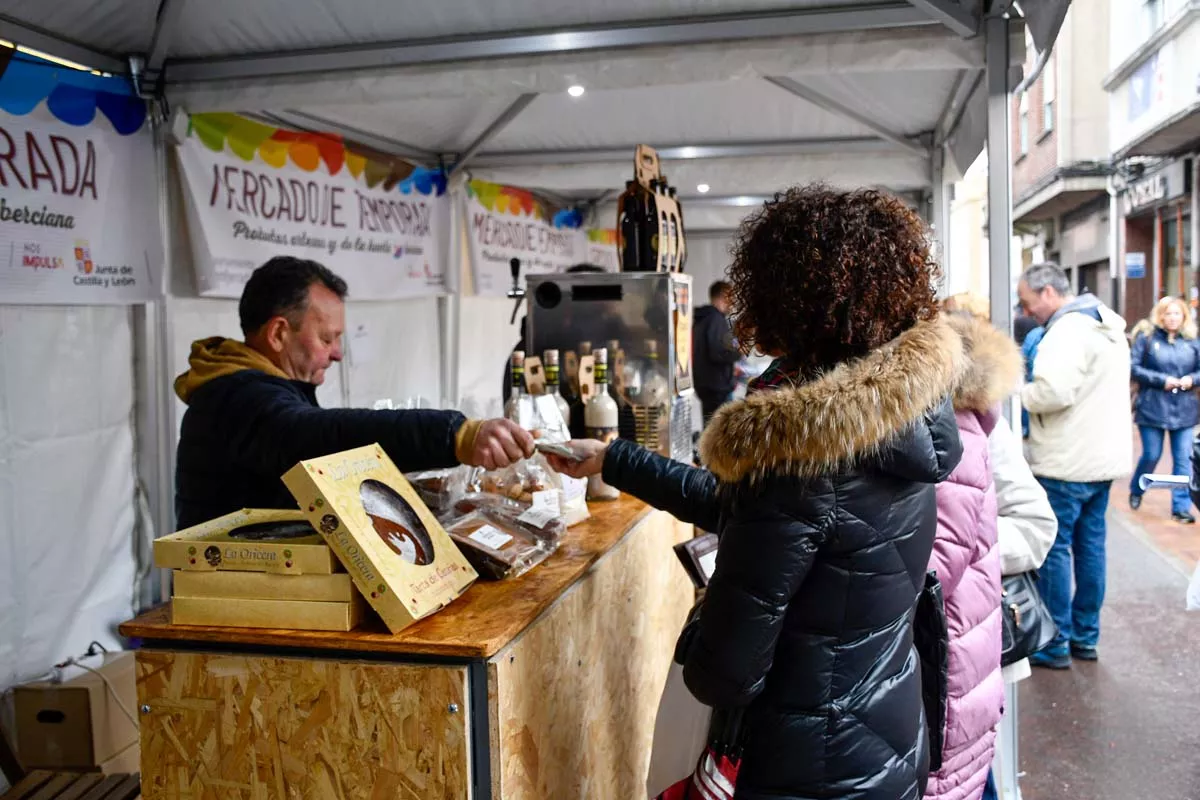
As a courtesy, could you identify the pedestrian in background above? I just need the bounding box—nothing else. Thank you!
[692,280,741,426]
[1129,295,1200,523]
[1018,262,1132,669]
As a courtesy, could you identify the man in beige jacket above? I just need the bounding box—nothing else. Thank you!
[1018,262,1132,669]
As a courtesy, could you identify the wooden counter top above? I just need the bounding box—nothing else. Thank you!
[120,497,653,660]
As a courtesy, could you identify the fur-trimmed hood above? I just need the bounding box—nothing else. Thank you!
[700,317,967,483]
[945,314,1023,413]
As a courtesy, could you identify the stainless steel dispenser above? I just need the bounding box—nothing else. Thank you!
[526,272,694,463]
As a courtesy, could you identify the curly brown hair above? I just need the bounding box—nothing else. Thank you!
[728,184,941,376]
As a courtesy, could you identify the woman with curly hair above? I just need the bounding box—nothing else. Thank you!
[548,185,966,799]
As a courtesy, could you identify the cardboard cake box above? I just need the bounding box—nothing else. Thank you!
[283,444,478,633]
[154,508,340,575]
[172,595,366,632]
[172,570,356,602]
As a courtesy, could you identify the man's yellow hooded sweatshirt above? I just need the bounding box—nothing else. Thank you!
[173,337,472,528]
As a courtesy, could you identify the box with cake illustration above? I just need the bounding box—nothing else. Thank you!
[282,444,477,633]
[154,508,340,574]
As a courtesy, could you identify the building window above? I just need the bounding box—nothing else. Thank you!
[1018,91,1029,154]
[1042,56,1055,134]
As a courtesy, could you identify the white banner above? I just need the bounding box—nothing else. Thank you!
[177,120,448,299]
[585,229,619,271]
[0,107,161,304]
[465,180,586,296]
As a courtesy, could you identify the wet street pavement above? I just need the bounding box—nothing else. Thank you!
[1017,508,1200,799]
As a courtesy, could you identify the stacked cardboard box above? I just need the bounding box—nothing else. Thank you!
[153,446,479,634]
[154,508,366,632]
[13,652,138,773]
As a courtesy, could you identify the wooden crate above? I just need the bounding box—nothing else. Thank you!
[1,771,140,800]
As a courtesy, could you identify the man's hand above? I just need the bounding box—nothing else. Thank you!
[464,419,535,470]
[1167,377,1183,391]
[543,439,608,479]
[1182,376,1195,391]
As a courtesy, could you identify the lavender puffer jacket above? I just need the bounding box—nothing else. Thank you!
[924,314,1020,800]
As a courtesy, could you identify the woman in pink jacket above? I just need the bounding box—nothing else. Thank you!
[925,310,1022,800]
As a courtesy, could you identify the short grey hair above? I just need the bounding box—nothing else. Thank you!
[1022,262,1071,295]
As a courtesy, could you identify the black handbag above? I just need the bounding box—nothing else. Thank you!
[913,570,948,771]
[1000,571,1058,666]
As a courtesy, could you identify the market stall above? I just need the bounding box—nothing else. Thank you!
[120,498,693,799]
[1,0,1075,797]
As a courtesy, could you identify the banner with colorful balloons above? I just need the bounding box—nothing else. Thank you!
[177,113,450,299]
[0,55,160,304]
[464,179,590,297]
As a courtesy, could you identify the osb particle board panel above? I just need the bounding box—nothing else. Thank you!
[136,652,468,800]
[489,510,694,799]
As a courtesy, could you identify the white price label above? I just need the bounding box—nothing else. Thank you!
[469,524,513,550]
[562,477,586,502]
[531,490,561,514]
[517,506,560,530]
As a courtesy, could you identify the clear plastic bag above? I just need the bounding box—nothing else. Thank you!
[445,511,554,580]
[406,466,471,515]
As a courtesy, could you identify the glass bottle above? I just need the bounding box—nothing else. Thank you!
[504,350,525,423]
[584,347,621,500]
[543,349,572,428]
[617,180,641,271]
[641,339,670,407]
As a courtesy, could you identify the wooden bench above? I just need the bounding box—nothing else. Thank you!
[1,771,140,800]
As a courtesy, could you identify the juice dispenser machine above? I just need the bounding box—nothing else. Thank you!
[526,272,695,463]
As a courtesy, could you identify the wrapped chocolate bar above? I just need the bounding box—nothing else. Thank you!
[453,492,565,548]
[444,512,554,580]
[406,466,471,514]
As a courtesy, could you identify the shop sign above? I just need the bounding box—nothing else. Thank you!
[1126,252,1147,279]
[1123,160,1189,215]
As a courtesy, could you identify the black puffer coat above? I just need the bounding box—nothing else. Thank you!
[602,318,965,800]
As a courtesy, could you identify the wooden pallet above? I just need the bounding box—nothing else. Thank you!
[1,771,140,800]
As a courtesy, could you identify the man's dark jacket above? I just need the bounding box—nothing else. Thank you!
[174,337,464,529]
[692,305,740,397]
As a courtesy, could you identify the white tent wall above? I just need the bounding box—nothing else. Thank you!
[0,305,139,690]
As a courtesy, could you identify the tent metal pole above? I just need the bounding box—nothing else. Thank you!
[147,0,188,72]
[263,110,438,164]
[0,15,124,73]
[763,76,930,158]
[470,137,906,167]
[931,144,949,288]
[905,0,979,37]
[162,4,939,83]
[985,13,1013,336]
[449,94,538,176]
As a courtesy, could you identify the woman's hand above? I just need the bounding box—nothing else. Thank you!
[543,439,608,479]
[1181,376,1195,391]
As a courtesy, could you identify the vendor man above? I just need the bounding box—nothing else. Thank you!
[174,256,534,528]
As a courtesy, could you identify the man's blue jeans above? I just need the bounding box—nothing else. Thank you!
[1131,425,1194,515]
[1036,478,1111,652]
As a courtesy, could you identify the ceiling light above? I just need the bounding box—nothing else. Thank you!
[697,184,711,194]
[567,85,585,97]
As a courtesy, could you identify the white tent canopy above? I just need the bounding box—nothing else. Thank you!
[1,0,1048,220]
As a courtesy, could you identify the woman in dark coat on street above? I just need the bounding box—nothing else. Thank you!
[1129,295,1200,522]
[549,186,966,800]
